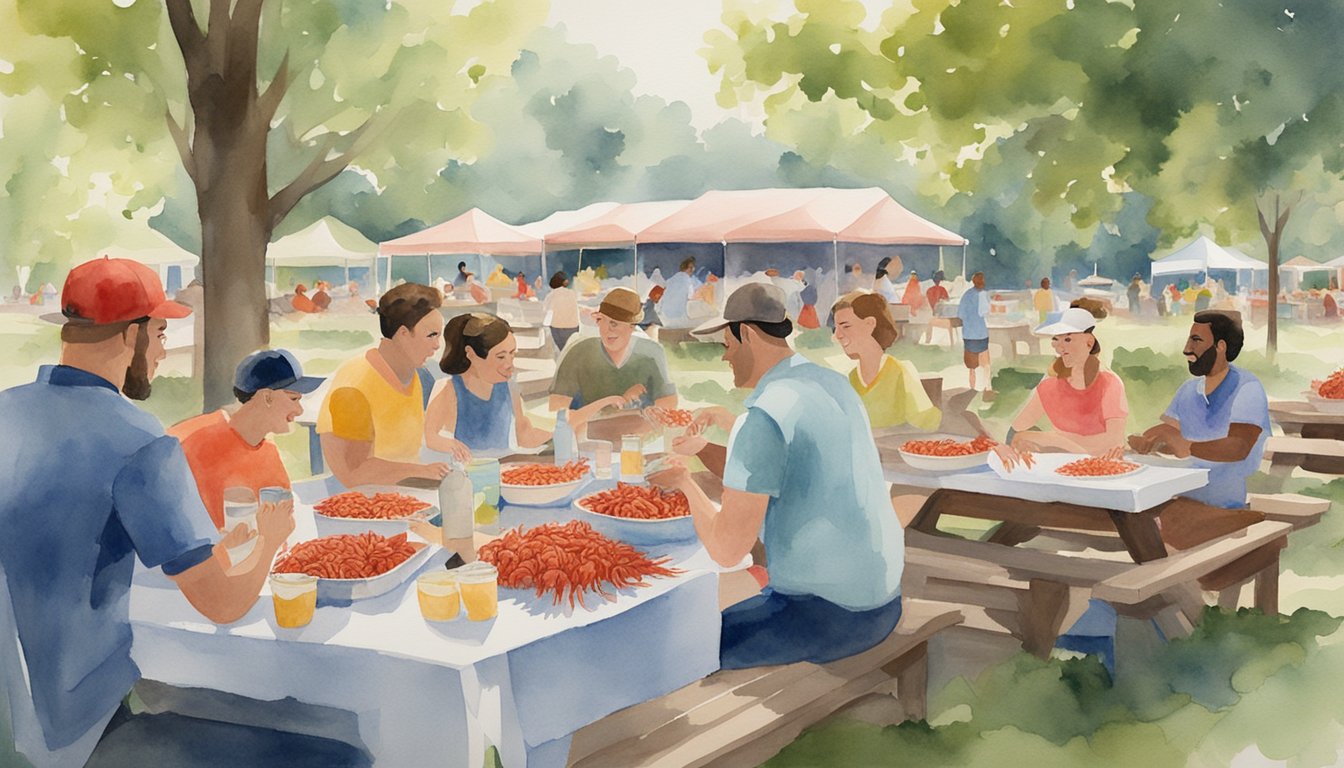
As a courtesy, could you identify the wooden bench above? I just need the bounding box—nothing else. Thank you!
[567,599,963,768]
[1247,492,1331,530]
[903,521,1293,657]
[1264,435,1344,477]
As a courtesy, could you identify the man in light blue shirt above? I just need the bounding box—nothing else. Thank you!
[658,257,699,329]
[651,283,903,669]
[957,271,991,392]
[1130,310,1270,509]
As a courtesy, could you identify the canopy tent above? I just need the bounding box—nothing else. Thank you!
[545,200,694,249]
[268,217,377,292]
[1151,237,1267,276]
[379,208,543,289]
[516,202,620,239]
[1078,264,1114,288]
[100,228,199,294]
[1279,255,1336,291]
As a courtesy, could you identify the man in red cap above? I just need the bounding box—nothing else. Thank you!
[0,257,345,766]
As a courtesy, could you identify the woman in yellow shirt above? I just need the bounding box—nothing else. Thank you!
[830,291,940,432]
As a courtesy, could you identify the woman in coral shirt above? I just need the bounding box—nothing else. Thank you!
[993,298,1128,470]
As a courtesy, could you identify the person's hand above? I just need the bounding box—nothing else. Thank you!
[647,456,691,491]
[217,522,255,553]
[438,438,472,464]
[689,406,735,436]
[256,500,295,547]
[1101,445,1127,461]
[671,432,709,456]
[1128,433,1157,454]
[621,383,647,405]
[592,395,627,415]
[414,462,451,482]
[1160,434,1193,458]
[993,442,1034,472]
[408,518,441,544]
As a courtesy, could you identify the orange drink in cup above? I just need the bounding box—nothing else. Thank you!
[456,562,499,621]
[417,571,461,621]
[270,573,317,628]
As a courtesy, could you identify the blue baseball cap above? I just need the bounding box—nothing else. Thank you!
[234,349,324,395]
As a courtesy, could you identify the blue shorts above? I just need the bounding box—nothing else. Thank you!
[719,589,904,670]
[963,337,989,355]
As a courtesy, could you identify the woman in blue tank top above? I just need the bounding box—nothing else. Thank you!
[424,312,552,460]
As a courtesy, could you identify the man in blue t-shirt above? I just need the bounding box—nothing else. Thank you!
[650,283,904,669]
[957,271,991,393]
[1128,310,1272,563]
[0,257,298,766]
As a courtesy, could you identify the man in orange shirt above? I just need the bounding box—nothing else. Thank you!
[169,349,323,529]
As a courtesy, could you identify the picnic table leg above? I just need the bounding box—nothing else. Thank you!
[1107,509,1167,563]
[1254,561,1280,615]
[882,643,929,722]
[907,490,950,535]
[986,522,1041,546]
[1014,579,1070,659]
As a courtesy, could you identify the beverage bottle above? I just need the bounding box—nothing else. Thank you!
[554,408,576,462]
[438,467,476,562]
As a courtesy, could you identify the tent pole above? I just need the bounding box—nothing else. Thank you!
[634,243,640,294]
[426,254,431,286]
[541,244,548,284]
[832,239,840,297]
[961,244,967,277]
[938,246,945,273]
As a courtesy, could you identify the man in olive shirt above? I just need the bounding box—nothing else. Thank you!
[548,287,678,428]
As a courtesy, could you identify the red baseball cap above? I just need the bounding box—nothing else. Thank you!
[61,256,192,324]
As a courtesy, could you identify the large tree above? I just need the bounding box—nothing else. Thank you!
[4,0,545,406]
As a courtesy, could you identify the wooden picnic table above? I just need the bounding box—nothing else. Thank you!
[1267,399,1344,474]
[877,440,1290,659]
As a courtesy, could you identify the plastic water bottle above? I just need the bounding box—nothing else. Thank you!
[438,467,475,560]
[554,408,576,463]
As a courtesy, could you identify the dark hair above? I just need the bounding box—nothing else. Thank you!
[1193,310,1245,361]
[1040,277,1050,288]
[728,318,792,342]
[549,271,569,290]
[440,312,512,375]
[60,316,149,344]
[377,283,442,339]
[679,257,696,272]
[458,261,467,271]
[234,387,255,404]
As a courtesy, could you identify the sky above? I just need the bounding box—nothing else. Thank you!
[545,0,891,132]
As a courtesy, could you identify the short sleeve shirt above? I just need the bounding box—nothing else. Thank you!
[849,355,941,432]
[316,350,424,462]
[549,336,676,409]
[1163,366,1271,509]
[723,355,903,611]
[958,288,990,339]
[1035,370,1128,438]
[168,410,291,529]
[0,366,216,750]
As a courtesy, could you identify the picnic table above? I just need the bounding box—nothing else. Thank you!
[129,475,722,768]
[1267,399,1344,475]
[876,438,1291,659]
[986,320,1043,362]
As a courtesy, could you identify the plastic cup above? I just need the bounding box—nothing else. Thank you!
[416,571,461,622]
[270,573,317,628]
[456,562,499,621]
[467,458,500,525]
[223,487,258,565]
[259,486,292,505]
[620,435,644,483]
[580,440,613,480]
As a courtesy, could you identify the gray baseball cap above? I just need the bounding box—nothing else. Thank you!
[691,282,788,335]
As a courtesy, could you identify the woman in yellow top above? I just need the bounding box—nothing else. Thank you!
[830,291,940,432]
[1033,277,1054,323]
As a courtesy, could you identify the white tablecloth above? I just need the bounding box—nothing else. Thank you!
[882,451,1209,513]
[129,479,721,766]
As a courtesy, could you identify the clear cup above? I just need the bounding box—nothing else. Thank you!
[466,458,501,526]
[270,573,317,628]
[259,486,292,506]
[580,440,613,480]
[223,487,259,566]
[417,571,461,622]
[619,435,644,483]
[456,562,499,621]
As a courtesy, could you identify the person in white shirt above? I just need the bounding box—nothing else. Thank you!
[543,271,581,353]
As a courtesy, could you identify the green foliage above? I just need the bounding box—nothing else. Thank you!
[766,608,1343,768]
[681,380,747,414]
[139,375,202,428]
[271,329,375,352]
[980,367,1044,422]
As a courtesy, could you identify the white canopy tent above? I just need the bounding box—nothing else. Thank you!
[1278,255,1335,292]
[268,217,377,293]
[1150,236,1267,290]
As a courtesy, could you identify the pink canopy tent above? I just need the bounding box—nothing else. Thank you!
[636,188,825,244]
[545,200,694,249]
[721,188,890,243]
[378,207,543,288]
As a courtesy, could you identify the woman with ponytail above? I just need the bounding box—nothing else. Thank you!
[424,312,551,460]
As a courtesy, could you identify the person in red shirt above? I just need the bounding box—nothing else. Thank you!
[291,283,319,313]
[168,349,323,528]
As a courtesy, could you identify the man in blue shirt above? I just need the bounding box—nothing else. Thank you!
[658,257,699,329]
[0,257,298,766]
[957,271,991,393]
[651,283,904,669]
[1128,310,1272,571]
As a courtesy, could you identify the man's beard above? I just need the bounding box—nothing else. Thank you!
[122,329,153,401]
[1187,345,1218,377]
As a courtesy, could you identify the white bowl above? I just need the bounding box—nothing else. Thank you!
[499,465,591,506]
[312,486,437,536]
[896,449,990,472]
[573,496,697,546]
[1306,392,1344,414]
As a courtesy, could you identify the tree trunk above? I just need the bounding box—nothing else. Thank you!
[199,183,271,409]
[1257,195,1292,362]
